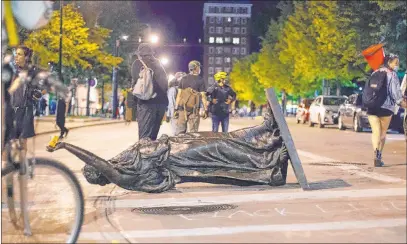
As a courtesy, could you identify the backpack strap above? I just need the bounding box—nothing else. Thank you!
[137,55,149,70]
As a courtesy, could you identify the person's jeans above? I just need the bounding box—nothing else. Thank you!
[136,103,166,140]
[212,115,229,133]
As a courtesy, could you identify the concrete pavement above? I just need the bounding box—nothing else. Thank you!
[2,117,406,243]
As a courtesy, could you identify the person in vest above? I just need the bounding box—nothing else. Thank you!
[367,54,406,167]
[174,60,208,135]
[206,71,236,133]
[130,43,168,140]
[167,72,186,136]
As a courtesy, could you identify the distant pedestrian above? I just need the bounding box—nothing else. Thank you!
[249,101,256,119]
[363,54,407,166]
[56,97,69,139]
[206,71,236,133]
[167,72,186,135]
[174,60,209,135]
[131,43,168,140]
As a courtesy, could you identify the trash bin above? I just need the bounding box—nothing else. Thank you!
[362,43,385,71]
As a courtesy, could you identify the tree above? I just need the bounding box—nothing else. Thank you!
[230,53,267,105]
[25,4,122,71]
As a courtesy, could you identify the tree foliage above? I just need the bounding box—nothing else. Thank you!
[24,4,122,71]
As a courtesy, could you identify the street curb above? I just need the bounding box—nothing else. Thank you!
[36,120,127,136]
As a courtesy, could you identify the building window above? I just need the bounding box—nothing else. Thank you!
[224,57,231,63]
[232,37,240,44]
[209,47,215,54]
[242,7,248,14]
[216,37,223,44]
[232,47,240,55]
[215,7,220,13]
[225,27,231,33]
[232,57,239,63]
[215,57,223,65]
[225,67,231,73]
[241,47,246,55]
[209,17,215,23]
[209,37,215,43]
[226,7,232,13]
[215,67,223,73]
[216,17,222,24]
[209,7,216,13]
[216,27,223,34]
[216,46,223,54]
[241,27,247,34]
[209,27,215,34]
[241,37,247,45]
[209,57,214,65]
[233,27,240,34]
[225,37,231,43]
[233,17,240,25]
[208,67,214,75]
[208,77,215,85]
[233,7,237,13]
[224,47,231,53]
[241,18,247,25]
[227,17,232,22]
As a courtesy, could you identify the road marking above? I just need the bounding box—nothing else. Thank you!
[297,150,406,183]
[79,218,406,240]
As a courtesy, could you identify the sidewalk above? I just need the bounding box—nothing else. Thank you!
[34,116,126,135]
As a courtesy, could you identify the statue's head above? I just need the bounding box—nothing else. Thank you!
[82,165,111,186]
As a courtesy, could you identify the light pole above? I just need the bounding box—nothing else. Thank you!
[111,34,128,119]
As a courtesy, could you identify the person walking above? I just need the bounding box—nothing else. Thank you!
[364,54,407,167]
[56,96,69,139]
[174,60,208,135]
[167,72,186,135]
[130,43,168,140]
[206,71,236,133]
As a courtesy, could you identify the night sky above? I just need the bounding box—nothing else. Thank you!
[134,1,278,74]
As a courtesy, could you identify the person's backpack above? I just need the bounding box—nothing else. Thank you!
[178,87,200,113]
[362,68,388,109]
[132,56,157,100]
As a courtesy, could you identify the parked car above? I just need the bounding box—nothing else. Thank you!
[309,95,347,128]
[338,93,405,133]
[296,98,314,124]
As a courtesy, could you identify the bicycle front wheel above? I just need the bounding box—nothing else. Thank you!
[1,157,84,243]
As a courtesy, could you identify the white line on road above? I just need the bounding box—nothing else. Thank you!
[111,187,405,209]
[297,150,406,183]
[79,218,406,240]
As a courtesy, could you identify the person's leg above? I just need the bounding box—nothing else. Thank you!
[151,105,166,140]
[212,115,220,132]
[175,111,187,135]
[221,115,230,133]
[188,112,200,133]
[136,104,155,140]
[378,115,392,152]
[367,115,381,151]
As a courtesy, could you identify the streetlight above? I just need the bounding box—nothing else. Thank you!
[160,56,169,66]
[150,34,159,44]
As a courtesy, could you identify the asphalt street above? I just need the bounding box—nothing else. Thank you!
[2,117,406,243]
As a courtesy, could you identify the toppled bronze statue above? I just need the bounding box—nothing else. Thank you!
[47,111,289,193]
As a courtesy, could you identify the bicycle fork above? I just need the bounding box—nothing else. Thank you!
[19,158,32,236]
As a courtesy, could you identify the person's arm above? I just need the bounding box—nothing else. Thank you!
[389,73,406,108]
[401,74,407,97]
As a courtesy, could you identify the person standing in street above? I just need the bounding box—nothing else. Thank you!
[174,60,208,135]
[364,54,407,167]
[206,71,236,133]
[131,43,168,141]
[56,96,69,139]
[167,72,186,136]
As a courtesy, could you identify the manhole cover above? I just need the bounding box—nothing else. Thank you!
[309,162,366,166]
[132,204,237,215]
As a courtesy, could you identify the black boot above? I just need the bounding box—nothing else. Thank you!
[374,149,384,167]
[64,128,69,138]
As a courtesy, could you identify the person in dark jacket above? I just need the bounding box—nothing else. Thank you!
[130,43,168,140]
[56,97,69,139]
[206,71,236,133]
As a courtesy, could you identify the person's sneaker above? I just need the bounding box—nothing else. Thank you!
[374,149,385,167]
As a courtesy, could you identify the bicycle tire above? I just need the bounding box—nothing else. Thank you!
[2,157,84,243]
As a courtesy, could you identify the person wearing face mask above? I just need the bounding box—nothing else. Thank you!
[206,71,236,133]
[174,60,209,135]
[365,53,407,167]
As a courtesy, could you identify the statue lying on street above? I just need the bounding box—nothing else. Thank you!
[46,109,289,193]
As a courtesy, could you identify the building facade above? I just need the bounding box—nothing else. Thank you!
[202,2,252,86]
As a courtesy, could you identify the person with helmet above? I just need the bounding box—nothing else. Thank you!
[206,71,236,133]
[167,72,186,135]
[174,60,208,135]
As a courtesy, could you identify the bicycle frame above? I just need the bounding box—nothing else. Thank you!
[3,139,33,236]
